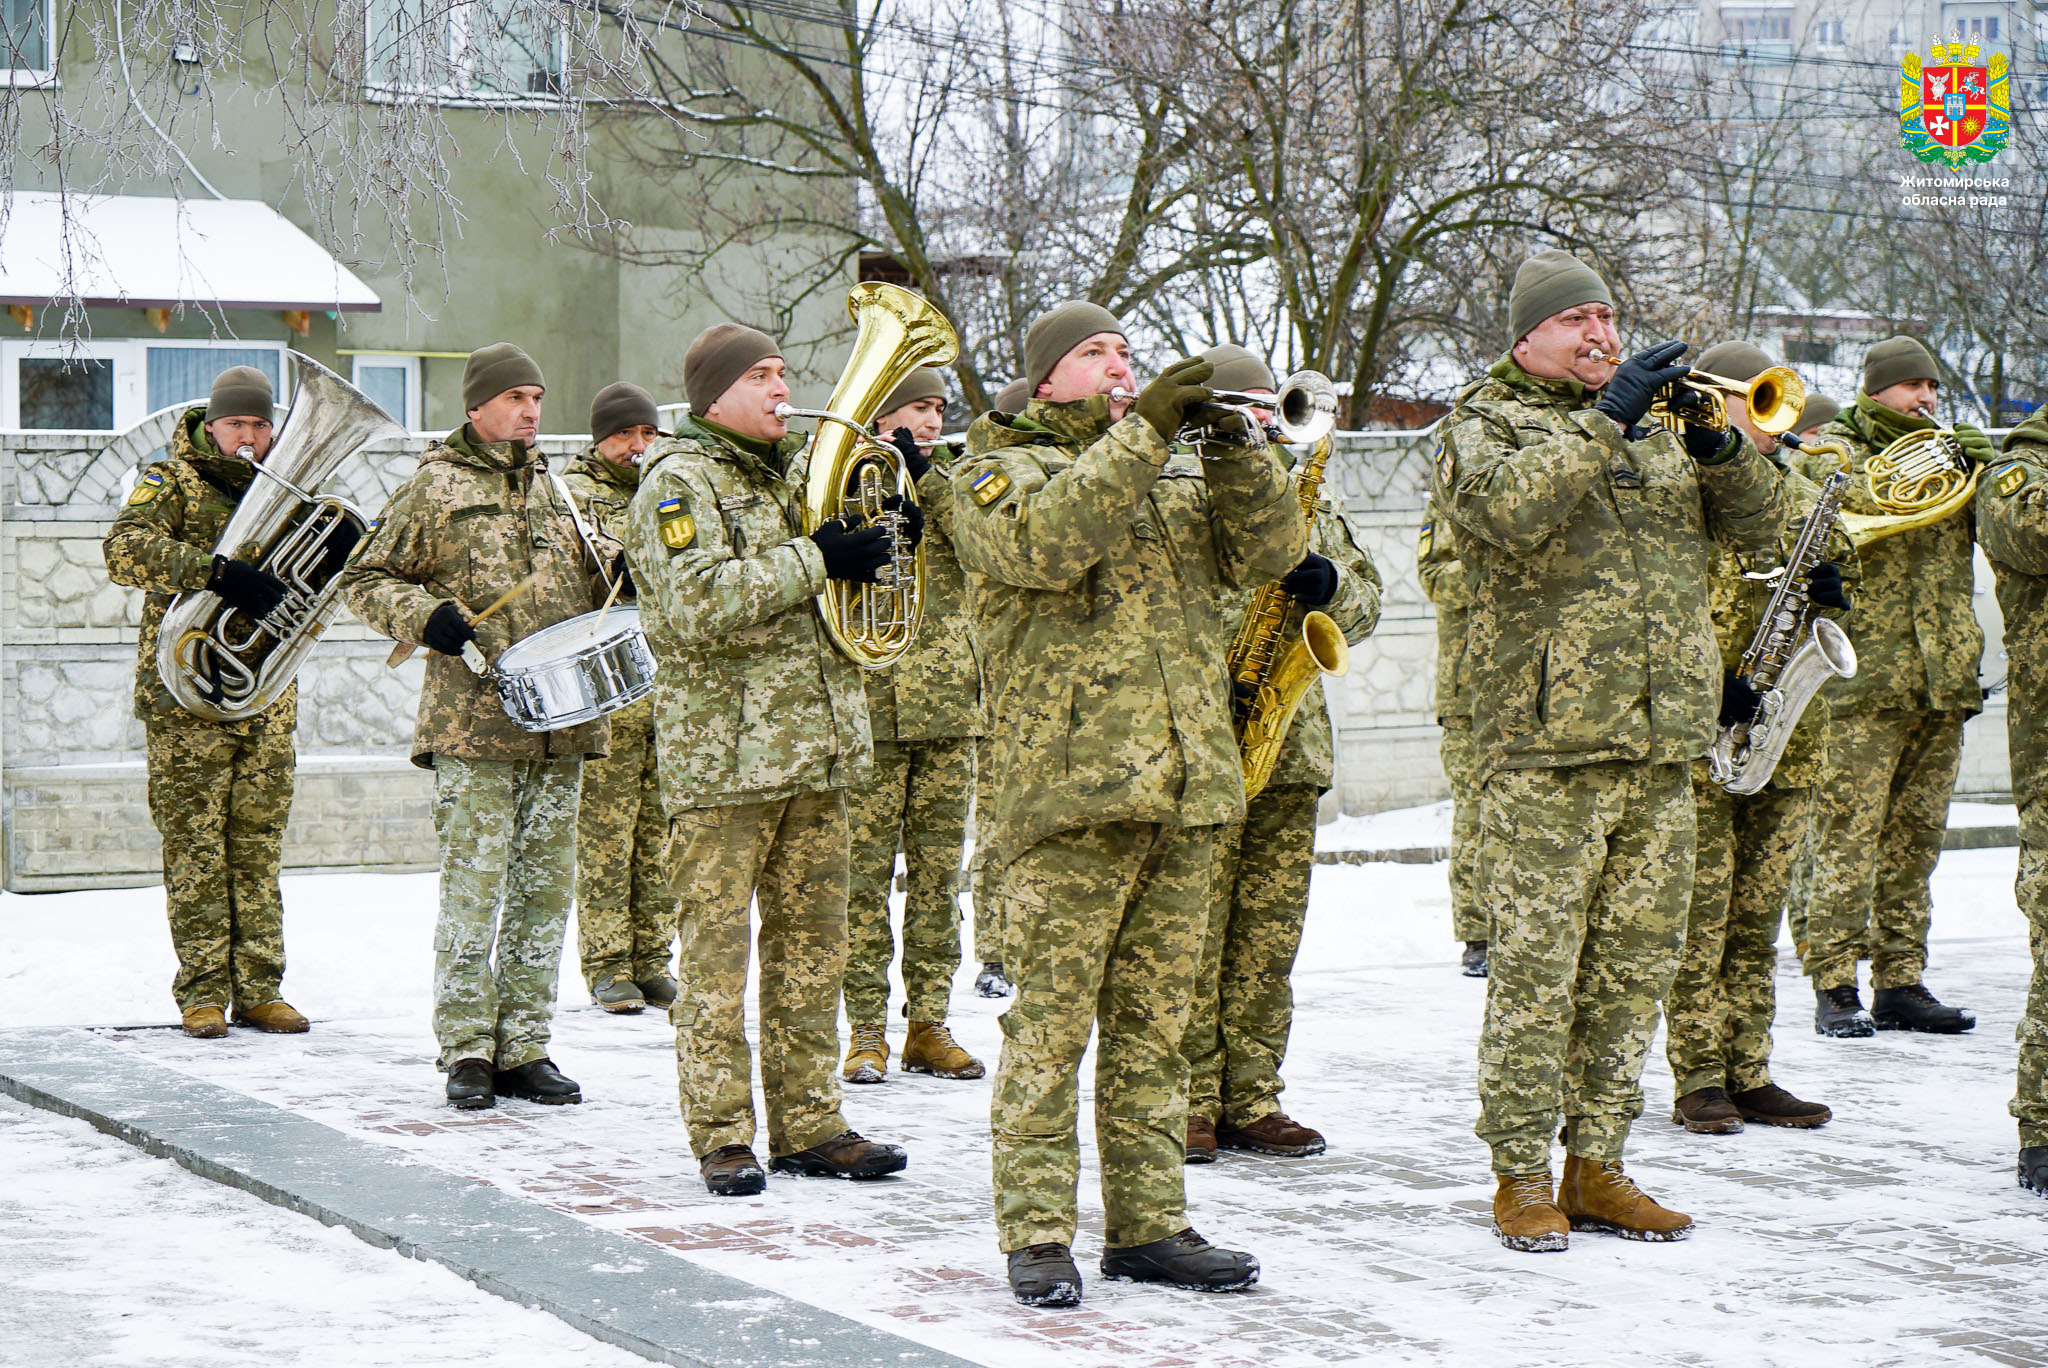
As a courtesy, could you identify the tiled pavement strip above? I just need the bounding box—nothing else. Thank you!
[5,934,2047,1367]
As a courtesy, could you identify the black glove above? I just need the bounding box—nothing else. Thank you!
[1807,560,1851,611]
[207,554,288,619]
[1683,421,1737,465]
[809,517,892,583]
[1132,358,1216,440]
[1280,553,1339,606]
[882,494,925,551]
[1952,422,1997,466]
[1719,670,1761,728]
[423,601,476,656]
[611,551,634,599]
[887,427,933,484]
[1593,341,1690,429]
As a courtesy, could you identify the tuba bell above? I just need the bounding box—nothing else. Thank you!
[157,351,406,721]
[778,282,959,670]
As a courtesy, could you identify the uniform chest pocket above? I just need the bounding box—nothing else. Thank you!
[444,509,528,602]
[1148,477,1216,573]
[727,497,794,556]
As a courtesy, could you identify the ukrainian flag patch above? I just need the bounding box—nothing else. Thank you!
[970,469,1011,507]
[1418,521,1433,557]
[1995,462,2029,498]
[127,469,165,506]
[657,496,695,550]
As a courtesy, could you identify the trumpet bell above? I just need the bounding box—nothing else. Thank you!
[1270,370,1340,445]
[1687,366,1807,436]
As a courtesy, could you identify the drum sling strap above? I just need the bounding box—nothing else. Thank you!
[544,466,618,597]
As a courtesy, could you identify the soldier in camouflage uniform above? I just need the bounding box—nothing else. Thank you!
[1780,336,1990,1038]
[1433,251,1790,1252]
[560,382,677,1015]
[1975,408,2048,1198]
[952,302,1304,1306]
[1182,345,1382,1166]
[836,368,987,1085]
[966,381,1027,1001]
[1418,495,1487,975]
[622,323,913,1197]
[103,366,310,1039]
[1662,342,1845,1136]
[342,344,619,1111]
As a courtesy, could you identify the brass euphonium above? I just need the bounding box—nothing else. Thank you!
[778,282,959,670]
[157,351,405,721]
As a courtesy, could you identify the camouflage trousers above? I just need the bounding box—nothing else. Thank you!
[668,790,851,1160]
[2015,777,2048,1147]
[1801,708,1966,991]
[1666,764,1813,1096]
[145,717,295,1013]
[1185,783,1317,1128]
[991,820,1217,1253]
[1475,760,1692,1175]
[431,756,581,1073]
[966,768,1007,970]
[843,737,974,1025]
[575,697,675,991]
[1441,720,1486,943]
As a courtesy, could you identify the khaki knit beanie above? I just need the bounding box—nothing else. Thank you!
[1863,335,1939,395]
[1198,344,1275,394]
[684,323,782,416]
[878,368,947,419]
[993,378,1030,416]
[206,365,275,422]
[1023,300,1126,390]
[1508,250,1614,347]
[1798,395,1842,433]
[589,381,660,442]
[1696,341,1775,383]
[462,343,545,413]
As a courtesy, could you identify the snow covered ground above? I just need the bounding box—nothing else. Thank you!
[1,850,2043,1367]
[1314,799,2020,852]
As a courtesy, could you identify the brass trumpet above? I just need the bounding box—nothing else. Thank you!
[1586,349,1806,436]
[1107,368,1339,447]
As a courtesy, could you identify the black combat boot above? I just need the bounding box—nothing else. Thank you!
[2020,1147,2048,1197]
[1460,941,1489,978]
[495,1058,583,1104]
[701,1145,767,1197]
[1100,1228,1259,1292]
[1871,983,1976,1034]
[974,962,1014,998]
[1007,1243,1082,1306]
[636,974,680,1009]
[446,1058,494,1110]
[1814,985,1876,1038]
[770,1131,908,1180]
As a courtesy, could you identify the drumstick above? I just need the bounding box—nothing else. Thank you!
[583,569,628,642]
[386,573,540,668]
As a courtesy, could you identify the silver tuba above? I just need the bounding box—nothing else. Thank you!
[157,351,405,721]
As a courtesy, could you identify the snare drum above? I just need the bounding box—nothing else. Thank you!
[494,604,656,732]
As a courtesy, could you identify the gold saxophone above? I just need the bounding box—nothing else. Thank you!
[1228,433,1351,801]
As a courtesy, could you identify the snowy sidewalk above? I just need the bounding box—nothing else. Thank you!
[2,853,2043,1367]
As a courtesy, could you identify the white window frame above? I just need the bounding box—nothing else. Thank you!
[139,337,292,415]
[2,338,143,430]
[350,352,422,430]
[362,0,571,108]
[1814,18,1845,49]
[1,0,55,86]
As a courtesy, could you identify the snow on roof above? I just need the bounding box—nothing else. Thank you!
[0,193,382,313]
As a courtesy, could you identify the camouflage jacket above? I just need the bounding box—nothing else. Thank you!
[1416,495,1477,725]
[1977,412,2048,802]
[1780,396,1983,716]
[623,415,871,814]
[788,441,984,743]
[559,446,642,579]
[1432,354,1790,780]
[102,406,296,732]
[1216,455,1381,792]
[952,396,1306,863]
[339,425,617,769]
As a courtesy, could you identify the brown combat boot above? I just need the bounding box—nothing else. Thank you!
[181,1005,228,1039]
[1186,1115,1218,1165]
[1217,1111,1327,1157]
[233,1000,310,1033]
[1730,1083,1831,1129]
[902,1021,985,1079]
[701,1145,766,1197]
[770,1131,908,1180]
[1557,1154,1693,1242]
[1672,1087,1744,1135]
[841,1023,888,1084]
[1492,1172,1568,1252]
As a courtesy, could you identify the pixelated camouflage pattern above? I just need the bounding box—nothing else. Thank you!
[1439,721,1487,943]
[559,444,641,537]
[1416,495,1476,724]
[341,425,616,769]
[1185,782,1319,1127]
[951,396,1305,867]
[1967,412,2048,1142]
[574,694,675,990]
[430,755,582,1071]
[1799,707,1965,991]
[990,820,1216,1252]
[1780,397,1983,716]
[666,791,853,1160]
[966,765,1005,967]
[145,717,295,1011]
[1475,760,1693,1174]
[622,415,871,814]
[842,736,974,1025]
[1666,763,1812,1096]
[1431,354,1790,782]
[103,406,296,731]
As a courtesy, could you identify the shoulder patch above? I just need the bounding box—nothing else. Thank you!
[657,496,696,550]
[1434,436,1453,487]
[1417,521,1433,557]
[970,469,1012,507]
[1994,462,2029,498]
[127,469,166,506]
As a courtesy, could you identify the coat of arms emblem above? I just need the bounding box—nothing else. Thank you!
[1902,33,2010,165]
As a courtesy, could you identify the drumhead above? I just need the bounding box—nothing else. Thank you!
[498,604,642,670]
